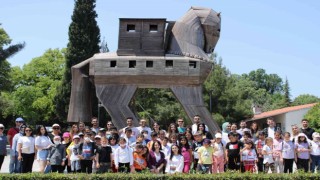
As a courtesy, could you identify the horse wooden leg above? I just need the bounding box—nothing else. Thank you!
[170,85,220,135]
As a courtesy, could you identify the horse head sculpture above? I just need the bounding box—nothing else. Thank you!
[166,6,221,60]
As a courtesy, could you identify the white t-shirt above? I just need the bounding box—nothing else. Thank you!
[191,124,209,135]
[35,135,52,149]
[120,126,140,138]
[213,142,224,157]
[262,145,274,164]
[281,140,295,159]
[161,144,171,158]
[165,154,184,174]
[267,127,275,139]
[310,141,320,156]
[241,149,257,161]
[18,136,35,154]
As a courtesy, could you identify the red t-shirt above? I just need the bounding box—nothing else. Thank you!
[7,127,19,147]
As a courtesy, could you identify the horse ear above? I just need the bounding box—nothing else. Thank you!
[217,12,221,17]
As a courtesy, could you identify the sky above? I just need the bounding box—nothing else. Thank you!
[1,0,319,98]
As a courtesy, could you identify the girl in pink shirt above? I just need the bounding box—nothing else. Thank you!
[179,136,192,173]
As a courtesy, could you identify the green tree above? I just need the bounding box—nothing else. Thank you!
[55,0,100,122]
[243,69,283,94]
[0,25,25,62]
[292,94,320,106]
[6,49,65,125]
[304,103,320,132]
[0,60,11,91]
[283,77,291,106]
[132,88,188,129]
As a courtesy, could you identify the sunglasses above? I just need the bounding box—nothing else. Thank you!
[0,128,4,130]
[107,124,112,125]
[53,127,60,130]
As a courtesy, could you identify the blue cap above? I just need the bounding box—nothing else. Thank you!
[15,117,24,122]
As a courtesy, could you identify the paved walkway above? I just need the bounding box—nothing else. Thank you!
[0,155,40,173]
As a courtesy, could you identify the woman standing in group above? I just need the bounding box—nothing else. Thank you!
[70,124,80,139]
[165,144,184,174]
[17,126,36,173]
[0,124,7,171]
[250,122,260,142]
[35,125,53,173]
[78,122,86,134]
[166,123,179,138]
[148,140,166,174]
[198,123,213,139]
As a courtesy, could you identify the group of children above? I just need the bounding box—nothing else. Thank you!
[15,122,320,174]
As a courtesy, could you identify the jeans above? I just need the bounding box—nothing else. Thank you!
[310,155,320,173]
[9,151,21,173]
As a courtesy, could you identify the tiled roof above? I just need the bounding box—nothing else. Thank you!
[249,103,318,121]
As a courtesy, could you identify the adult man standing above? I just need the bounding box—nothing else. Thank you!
[300,119,315,140]
[236,120,250,136]
[177,118,186,134]
[136,119,152,140]
[191,115,208,135]
[11,124,26,173]
[263,117,280,139]
[7,117,24,173]
[90,117,101,134]
[118,117,139,138]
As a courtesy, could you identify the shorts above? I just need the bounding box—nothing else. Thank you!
[37,149,48,160]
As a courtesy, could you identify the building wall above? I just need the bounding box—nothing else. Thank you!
[284,108,312,135]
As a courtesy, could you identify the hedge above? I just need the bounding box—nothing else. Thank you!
[0,172,319,180]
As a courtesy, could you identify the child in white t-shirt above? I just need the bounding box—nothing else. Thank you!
[310,132,320,173]
[262,137,275,173]
[281,132,295,173]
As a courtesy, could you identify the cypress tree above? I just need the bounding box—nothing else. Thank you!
[55,0,100,122]
[283,77,291,106]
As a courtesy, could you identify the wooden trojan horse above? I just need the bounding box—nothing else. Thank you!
[67,7,221,135]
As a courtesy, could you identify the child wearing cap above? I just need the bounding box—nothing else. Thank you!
[310,132,320,173]
[197,138,214,173]
[47,136,66,173]
[62,132,72,173]
[68,135,81,173]
[240,140,257,172]
[212,133,225,173]
[295,133,311,172]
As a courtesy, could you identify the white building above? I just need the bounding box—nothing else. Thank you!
[247,103,317,134]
